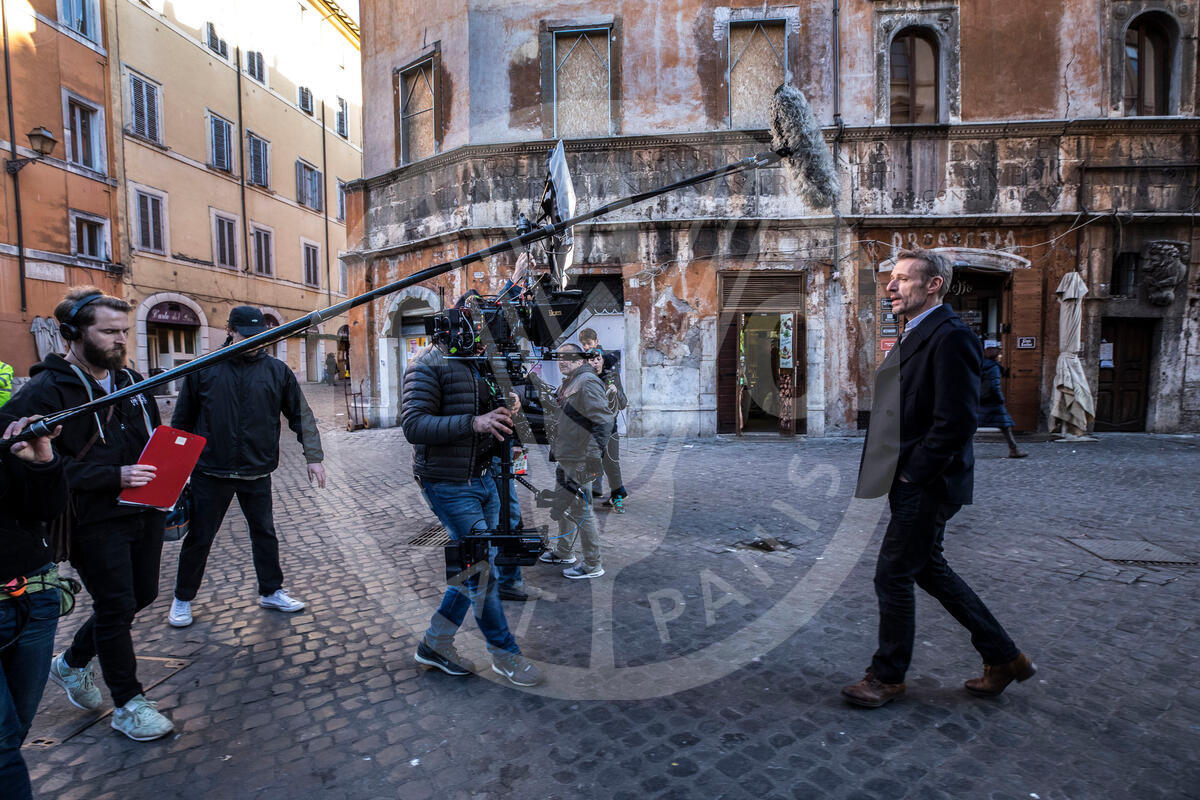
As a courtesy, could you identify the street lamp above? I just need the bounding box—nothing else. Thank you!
[5,125,57,174]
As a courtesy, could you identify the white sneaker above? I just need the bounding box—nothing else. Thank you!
[49,652,102,711]
[259,588,305,612]
[538,551,576,565]
[168,597,192,627]
[111,694,174,741]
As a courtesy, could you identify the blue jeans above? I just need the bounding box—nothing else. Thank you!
[1,587,61,800]
[491,459,523,592]
[420,474,519,655]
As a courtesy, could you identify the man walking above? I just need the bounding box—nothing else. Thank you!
[537,343,613,579]
[402,297,544,686]
[844,250,1035,708]
[6,287,173,740]
[168,306,325,627]
[578,328,628,511]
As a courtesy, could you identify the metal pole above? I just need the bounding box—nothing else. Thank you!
[3,1,29,312]
[7,145,786,445]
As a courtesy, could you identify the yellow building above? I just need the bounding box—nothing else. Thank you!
[110,0,362,384]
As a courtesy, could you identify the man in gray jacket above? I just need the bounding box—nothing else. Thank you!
[538,343,614,579]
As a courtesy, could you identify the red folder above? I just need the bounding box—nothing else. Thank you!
[118,426,207,511]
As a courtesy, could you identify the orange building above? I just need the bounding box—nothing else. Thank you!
[1,0,122,380]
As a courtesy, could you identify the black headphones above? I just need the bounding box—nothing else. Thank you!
[59,292,104,341]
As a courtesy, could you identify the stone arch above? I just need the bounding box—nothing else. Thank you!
[378,285,443,426]
[1113,7,1187,116]
[874,7,961,124]
[257,304,289,364]
[877,247,1032,273]
[135,292,210,375]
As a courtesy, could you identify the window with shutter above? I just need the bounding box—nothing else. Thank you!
[136,191,165,253]
[67,99,101,170]
[296,160,322,211]
[253,228,273,275]
[209,115,232,171]
[246,51,266,83]
[206,22,228,58]
[303,243,320,287]
[130,74,161,143]
[336,97,348,138]
[247,134,269,187]
[298,87,313,114]
[336,180,346,221]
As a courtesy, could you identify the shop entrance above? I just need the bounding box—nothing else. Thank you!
[1095,318,1154,432]
[146,302,200,394]
[943,269,1008,343]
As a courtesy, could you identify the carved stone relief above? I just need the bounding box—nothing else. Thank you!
[1141,240,1190,306]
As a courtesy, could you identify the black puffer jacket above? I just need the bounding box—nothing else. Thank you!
[401,345,496,482]
[0,425,66,583]
[172,350,323,477]
[5,354,160,524]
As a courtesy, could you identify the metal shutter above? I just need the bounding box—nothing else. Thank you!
[719,272,804,312]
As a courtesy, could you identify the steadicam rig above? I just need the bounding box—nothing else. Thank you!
[1,85,839,452]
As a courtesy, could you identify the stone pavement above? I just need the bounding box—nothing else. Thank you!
[22,387,1200,799]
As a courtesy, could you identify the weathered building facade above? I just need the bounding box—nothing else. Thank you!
[348,0,1199,436]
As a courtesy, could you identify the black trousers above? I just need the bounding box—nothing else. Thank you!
[595,422,625,498]
[174,474,283,601]
[870,481,1019,684]
[64,512,164,707]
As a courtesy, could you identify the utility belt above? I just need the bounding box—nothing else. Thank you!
[1,566,82,617]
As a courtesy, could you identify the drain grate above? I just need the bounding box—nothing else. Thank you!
[407,523,450,547]
[1066,538,1199,566]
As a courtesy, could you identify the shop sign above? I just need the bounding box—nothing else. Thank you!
[881,325,899,337]
[880,298,893,311]
[1016,337,1036,349]
[880,338,897,352]
[147,303,200,327]
[881,313,898,324]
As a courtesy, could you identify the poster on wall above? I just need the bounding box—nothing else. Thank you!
[778,314,794,369]
[405,336,428,359]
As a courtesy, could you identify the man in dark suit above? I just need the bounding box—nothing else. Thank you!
[843,249,1035,708]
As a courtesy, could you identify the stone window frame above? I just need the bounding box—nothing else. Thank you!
[1109,2,1196,117]
[392,43,443,166]
[726,17,792,130]
[872,4,960,125]
[716,6,801,130]
[539,17,623,140]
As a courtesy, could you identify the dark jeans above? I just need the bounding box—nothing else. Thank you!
[175,473,283,601]
[420,474,518,655]
[65,512,164,707]
[593,422,625,498]
[871,481,1019,684]
[0,586,60,800]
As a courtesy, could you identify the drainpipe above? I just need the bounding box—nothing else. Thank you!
[3,2,28,312]
[235,46,249,274]
[830,0,845,279]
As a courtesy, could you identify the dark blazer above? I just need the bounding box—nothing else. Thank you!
[856,304,981,504]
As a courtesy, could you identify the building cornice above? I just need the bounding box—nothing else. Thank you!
[354,117,1200,191]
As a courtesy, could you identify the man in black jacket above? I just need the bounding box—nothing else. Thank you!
[844,250,1034,708]
[5,287,173,741]
[168,306,325,628]
[1,415,66,800]
[401,301,544,687]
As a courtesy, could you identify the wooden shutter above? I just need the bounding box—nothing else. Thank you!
[719,272,804,312]
[211,117,227,169]
[150,196,163,252]
[716,313,739,433]
[137,193,151,248]
[295,161,304,205]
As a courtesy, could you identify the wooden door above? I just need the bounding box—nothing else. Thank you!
[1095,318,1154,432]
[716,313,739,433]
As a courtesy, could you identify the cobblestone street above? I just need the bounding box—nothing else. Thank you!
[23,384,1200,800]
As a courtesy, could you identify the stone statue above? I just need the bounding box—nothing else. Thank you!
[1140,240,1189,307]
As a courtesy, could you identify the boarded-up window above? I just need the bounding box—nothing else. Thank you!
[554,29,610,137]
[890,28,939,124]
[729,21,786,129]
[400,60,435,163]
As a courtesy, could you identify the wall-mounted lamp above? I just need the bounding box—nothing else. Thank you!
[5,126,57,174]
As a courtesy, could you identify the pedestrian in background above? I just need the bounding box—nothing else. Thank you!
[6,287,174,741]
[979,347,1028,458]
[1,415,66,800]
[846,250,1035,708]
[578,329,628,512]
[168,306,326,628]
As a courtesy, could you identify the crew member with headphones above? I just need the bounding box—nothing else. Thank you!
[5,286,175,741]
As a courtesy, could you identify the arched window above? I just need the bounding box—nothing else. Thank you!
[890,28,939,124]
[1124,15,1171,116]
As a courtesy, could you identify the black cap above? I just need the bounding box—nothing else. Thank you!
[228,305,268,336]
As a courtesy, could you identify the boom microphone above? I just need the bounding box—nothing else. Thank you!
[769,85,840,209]
[2,87,840,448]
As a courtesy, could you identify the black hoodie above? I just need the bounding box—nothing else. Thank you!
[5,354,161,525]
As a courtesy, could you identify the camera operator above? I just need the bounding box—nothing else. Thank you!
[401,292,545,687]
[537,343,614,579]
[4,287,173,741]
[1,416,65,800]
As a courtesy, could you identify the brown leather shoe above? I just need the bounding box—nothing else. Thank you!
[841,674,906,708]
[964,653,1037,697]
